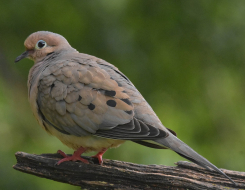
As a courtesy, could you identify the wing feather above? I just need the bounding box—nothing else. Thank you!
[37,57,170,140]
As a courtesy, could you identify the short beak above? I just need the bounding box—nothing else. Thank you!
[15,51,29,63]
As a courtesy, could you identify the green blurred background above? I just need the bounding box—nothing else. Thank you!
[1,0,245,189]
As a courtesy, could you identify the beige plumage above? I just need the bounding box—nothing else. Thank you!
[15,31,236,184]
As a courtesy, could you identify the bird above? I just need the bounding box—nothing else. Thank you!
[15,31,235,184]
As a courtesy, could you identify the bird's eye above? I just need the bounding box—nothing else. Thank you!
[35,40,47,49]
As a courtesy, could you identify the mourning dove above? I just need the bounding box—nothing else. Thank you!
[15,31,235,184]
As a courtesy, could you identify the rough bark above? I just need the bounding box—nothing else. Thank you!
[13,152,245,190]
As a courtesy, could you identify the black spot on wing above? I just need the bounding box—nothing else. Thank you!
[88,103,95,110]
[125,110,133,115]
[104,90,116,97]
[121,98,132,106]
[78,95,82,101]
[107,100,117,107]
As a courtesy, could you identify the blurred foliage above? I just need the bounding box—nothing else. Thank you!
[0,0,245,189]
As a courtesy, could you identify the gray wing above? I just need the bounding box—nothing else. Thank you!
[37,55,169,140]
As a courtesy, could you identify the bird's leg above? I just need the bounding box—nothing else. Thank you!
[56,146,89,165]
[91,148,108,164]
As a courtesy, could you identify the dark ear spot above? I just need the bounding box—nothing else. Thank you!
[47,52,54,56]
[107,100,117,107]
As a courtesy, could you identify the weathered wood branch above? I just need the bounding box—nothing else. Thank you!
[13,152,245,190]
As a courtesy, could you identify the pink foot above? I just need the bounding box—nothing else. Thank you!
[56,147,89,165]
[91,148,108,164]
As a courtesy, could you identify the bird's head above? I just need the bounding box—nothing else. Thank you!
[15,31,72,63]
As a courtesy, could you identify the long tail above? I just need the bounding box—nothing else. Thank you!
[154,133,236,185]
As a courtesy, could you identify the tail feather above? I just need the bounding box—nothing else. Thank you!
[154,133,236,185]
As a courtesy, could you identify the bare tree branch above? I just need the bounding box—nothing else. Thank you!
[13,152,245,190]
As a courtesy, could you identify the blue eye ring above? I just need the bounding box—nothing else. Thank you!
[35,40,47,49]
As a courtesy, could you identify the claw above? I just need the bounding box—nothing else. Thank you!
[91,148,107,165]
[57,150,67,157]
[56,147,89,165]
